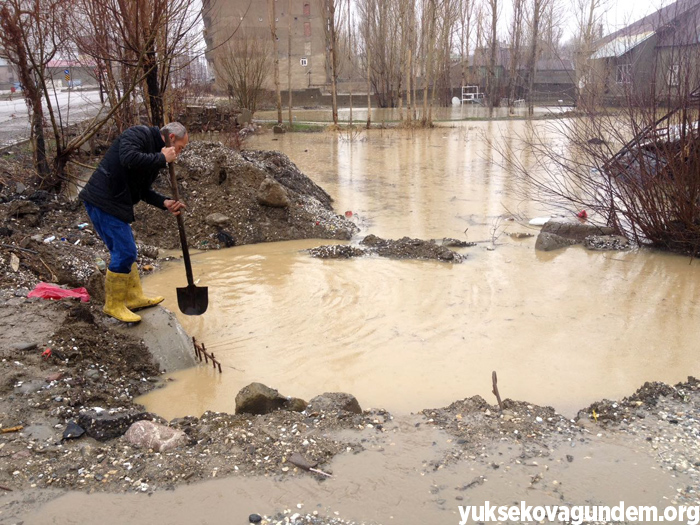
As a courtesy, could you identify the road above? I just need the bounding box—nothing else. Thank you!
[0,89,104,149]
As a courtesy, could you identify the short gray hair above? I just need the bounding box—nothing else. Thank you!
[161,122,187,139]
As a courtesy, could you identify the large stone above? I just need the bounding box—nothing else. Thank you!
[78,409,149,441]
[257,178,290,208]
[124,420,188,452]
[540,218,615,242]
[235,383,306,415]
[205,212,231,227]
[307,392,362,414]
[534,232,577,252]
[235,382,287,415]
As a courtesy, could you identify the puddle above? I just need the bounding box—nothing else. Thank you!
[12,415,691,524]
[138,123,700,421]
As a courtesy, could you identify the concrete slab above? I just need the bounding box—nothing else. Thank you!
[113,306,196,373]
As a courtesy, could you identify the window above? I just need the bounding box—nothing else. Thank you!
[667,64,679,86]
[300,57,308,67]
[305,42,311,56]
[304,22,311,37]
[304,3,310,16]
[616,63,631,84]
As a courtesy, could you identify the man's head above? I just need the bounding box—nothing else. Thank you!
[160,122,189,154]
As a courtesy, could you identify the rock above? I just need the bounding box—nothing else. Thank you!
[257,177,291,208]
[78,409,149,441]
[215,230,236,247]
[235,382,287,415]
[308,392,362,414]
[249,514,262,524]
[205,212,231,227]
[11,341,37,351]
[123,420,188,452]
[283,397,308,412]
[63,421,86,440]
[584,235,631,251]
[84,270,105,305]
[272,124,286,134]
[534,232,577,252]
[136,243,159,259]
[85,369,101,381]
[540,218,615,242]
[15,181,27,194]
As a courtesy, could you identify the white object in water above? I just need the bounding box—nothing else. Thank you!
[528,217,550,226]
[451,96,461,106]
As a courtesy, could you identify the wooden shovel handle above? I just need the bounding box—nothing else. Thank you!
[164,136,195,287]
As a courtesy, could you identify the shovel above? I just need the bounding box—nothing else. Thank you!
[165,140,208,315]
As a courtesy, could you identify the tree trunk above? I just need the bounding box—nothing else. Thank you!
[527,0,541,116]
[144,48,164,127]
[288,0,293,126]
[327,0,339,126]
[270,0,282,124]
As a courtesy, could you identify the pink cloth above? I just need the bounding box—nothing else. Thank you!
[28,283,90,302]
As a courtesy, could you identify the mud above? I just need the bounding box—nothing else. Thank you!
[132,142,359,251]
[308,234,466,262]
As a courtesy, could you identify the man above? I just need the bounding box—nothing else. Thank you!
[79,122,189,323]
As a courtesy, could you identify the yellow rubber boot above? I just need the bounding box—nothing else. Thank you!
[104,270,141,323]
[125,263,164,311]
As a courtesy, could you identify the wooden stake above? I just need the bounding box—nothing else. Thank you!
[492,371,504,410]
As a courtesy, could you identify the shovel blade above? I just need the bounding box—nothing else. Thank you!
[176,284,208,315]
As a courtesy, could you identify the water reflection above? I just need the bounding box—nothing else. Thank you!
[138,123,700,420]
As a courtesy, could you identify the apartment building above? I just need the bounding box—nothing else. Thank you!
[203,0,328,92]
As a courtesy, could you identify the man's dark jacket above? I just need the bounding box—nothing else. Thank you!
[79,126,169,223]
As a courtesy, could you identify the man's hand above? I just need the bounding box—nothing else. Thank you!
[161,146,178,163]
[164,199,186,216]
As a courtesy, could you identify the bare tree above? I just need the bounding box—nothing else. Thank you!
[525,0,549,115]
[288,0,293,126]
[0,0,67,183]
[486,0,499,115]
[507,0,525,113]
[269,0,282,124]
[458,0,475,89]
[573,0,608,107]
[319,0,341,125]
[213,31,271,112]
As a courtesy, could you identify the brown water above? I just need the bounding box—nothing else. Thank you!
[138,122,700,421]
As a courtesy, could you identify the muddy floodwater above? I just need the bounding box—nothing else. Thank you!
[138,122,700,421]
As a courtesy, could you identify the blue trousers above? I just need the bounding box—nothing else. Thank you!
[84,202,137,273]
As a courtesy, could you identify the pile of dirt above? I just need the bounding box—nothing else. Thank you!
[420,395,586,469]
[308,235,466,262]
[578,378,699,426]
[132,142,359,250]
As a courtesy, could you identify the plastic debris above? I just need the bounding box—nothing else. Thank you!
[528,217,550,226]
[43,236,56,243]
[27,282,90,302]
[577,210,588,219]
